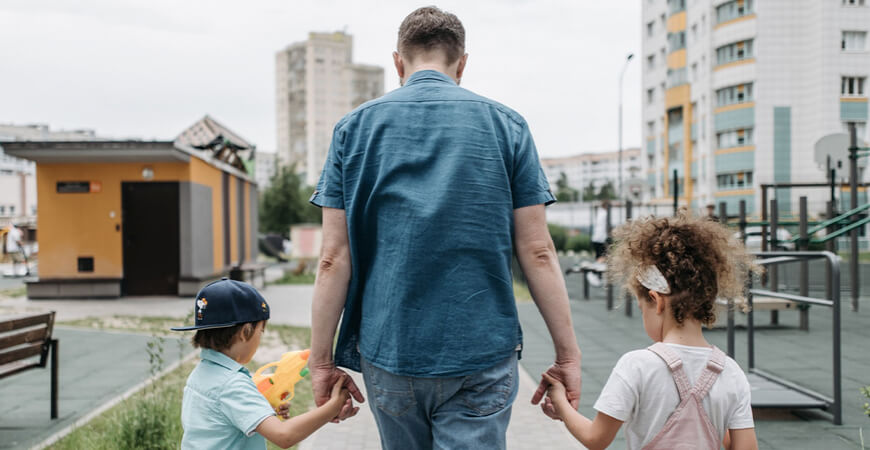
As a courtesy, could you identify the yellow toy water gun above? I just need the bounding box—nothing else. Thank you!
[252,349,310,409]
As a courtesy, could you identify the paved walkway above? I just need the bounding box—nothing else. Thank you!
[522,260,870,450]
[0,327,190,449]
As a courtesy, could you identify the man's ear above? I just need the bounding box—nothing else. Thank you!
[393,51,405,81]
[649,291,667,315]
[455,53,468,82]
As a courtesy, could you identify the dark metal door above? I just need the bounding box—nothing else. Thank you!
[122,182,180,295]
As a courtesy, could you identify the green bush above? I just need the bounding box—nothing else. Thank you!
[862,385,870,418]
[566,234,592,253]
[548,224,567,251]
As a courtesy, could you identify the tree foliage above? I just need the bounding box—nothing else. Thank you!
[259,165,321,237]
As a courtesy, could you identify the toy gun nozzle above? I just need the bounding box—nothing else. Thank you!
[300,367,309,377]
[299,349,310,360]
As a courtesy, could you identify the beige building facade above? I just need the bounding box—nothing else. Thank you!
[275,32,384,186]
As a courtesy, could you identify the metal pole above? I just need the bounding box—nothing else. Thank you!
[673,169,679,216]
[618,54,634,202]
[799,196,809,331]
[747,272,755,369]
[625,200,633,317]
[770,199,779,325]
[739,200,747,243]
[826,200,834,303]
[719,202,727,225]
[849,122,859,312]
[606,202,614,310]
[761,187,769,288]
[832,251,842,425]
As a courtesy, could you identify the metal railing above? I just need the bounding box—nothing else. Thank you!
[726,251,842,425]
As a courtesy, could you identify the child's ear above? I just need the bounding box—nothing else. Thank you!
[649,291,667,315]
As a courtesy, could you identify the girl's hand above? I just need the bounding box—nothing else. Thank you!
[275,402,291,420]
[542,373,570,416]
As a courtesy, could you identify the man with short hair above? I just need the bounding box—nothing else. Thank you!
[308,6,581,448]
[4,223,29,276]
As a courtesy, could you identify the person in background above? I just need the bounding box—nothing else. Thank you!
[587,199,611,287]
[4,223,29,276]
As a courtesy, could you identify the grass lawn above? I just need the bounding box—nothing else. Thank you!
[0,285,26,298]
[50,316,315,450]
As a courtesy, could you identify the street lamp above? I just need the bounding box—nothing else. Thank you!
[618,53,634,206]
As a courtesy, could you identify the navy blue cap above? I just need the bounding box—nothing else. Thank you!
[171,278,270,331]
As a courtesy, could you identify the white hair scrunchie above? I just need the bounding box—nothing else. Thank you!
[636,265,671,294]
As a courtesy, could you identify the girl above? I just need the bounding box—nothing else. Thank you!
[545,214,759,450]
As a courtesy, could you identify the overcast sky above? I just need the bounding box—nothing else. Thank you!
[0,0,641,158]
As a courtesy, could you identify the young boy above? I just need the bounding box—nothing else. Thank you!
[172,278,348,449]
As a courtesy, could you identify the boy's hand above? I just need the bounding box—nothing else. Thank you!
[311,362,364,423]
[326,375,351,412]
[275,402,291,420]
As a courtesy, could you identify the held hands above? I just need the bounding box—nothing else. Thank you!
[311,362,365,423]
[531,358,581,420]
[326,374,351,412]
[541,373,570,419]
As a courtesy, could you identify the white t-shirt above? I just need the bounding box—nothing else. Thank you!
[592,208,609,243]
[593,343,754,449]
[5,226,22,252]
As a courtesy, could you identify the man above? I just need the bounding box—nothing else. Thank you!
[587,200,610,287]
[4,223,29,276]
[308,7,581,448]
[705,203,720,222]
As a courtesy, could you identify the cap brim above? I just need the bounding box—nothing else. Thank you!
[170,322,238,331]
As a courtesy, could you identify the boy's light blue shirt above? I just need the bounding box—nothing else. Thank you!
[311,69,555,377]
[180,348,275,450]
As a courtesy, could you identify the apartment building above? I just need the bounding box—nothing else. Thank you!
[642,0,870,214]
[541,148,642,200]
[275,31,384,186]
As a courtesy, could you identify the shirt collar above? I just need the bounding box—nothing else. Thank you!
[201,348,251,375]
[404,69,457,87]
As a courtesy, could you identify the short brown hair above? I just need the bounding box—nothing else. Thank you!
[398,6,465,64]
[607,214,760,326]
[192,320,265,351]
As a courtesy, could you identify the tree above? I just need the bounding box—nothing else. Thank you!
[597,181,617,201]
[554,172,579,202]
[259,165,321,237]
[582,182,597,202]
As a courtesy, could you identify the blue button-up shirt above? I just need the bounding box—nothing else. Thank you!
[311,70,555,377]
[180,349,275,449]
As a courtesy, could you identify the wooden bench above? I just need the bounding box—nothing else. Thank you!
[0,312,59,419]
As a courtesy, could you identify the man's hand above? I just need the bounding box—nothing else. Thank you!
[310,361,365,423]
[531,357,581,420]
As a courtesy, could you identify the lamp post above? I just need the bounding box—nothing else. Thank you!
[618,53,634,209]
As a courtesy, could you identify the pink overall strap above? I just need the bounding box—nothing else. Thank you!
[647,343,692,399]
[691,346,726,398]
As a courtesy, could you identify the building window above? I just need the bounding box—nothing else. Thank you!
[647,88,655,104]
[668,0,686,14]
[647,121,656,135]
[842,31,867,51]
[647,54,656,69]
[647,21,655,37]
[667,68,688,88]
[716,40,754,66]
[716,83,754,106]
[842,0,866,5]
[717,171,753,189]
[842,76,867,96]
[716,0,754,24]
[668,31,687,52]
[717,128,754,148]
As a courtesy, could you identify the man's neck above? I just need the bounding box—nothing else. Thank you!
[403,64,457,85]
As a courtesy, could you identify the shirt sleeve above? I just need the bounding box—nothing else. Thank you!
[218,374,276,437]
[510,120,556,209]
[727,371,755,430]
[309,123,346,209]
[593,355,638,422]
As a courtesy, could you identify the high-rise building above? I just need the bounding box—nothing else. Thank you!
[275,31,384,186]
[642,0,870,215]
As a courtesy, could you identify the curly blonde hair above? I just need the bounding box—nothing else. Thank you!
[606,213,760,326]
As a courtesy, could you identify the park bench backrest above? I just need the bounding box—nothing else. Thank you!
[0,312,56,378]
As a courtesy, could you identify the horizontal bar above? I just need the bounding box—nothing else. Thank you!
[815,214,870,242]
[753,256,799,266]
[788,202,870,242]
[751,368,834,406]
[750,289,834,307]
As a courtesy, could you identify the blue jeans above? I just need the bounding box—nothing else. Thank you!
[360,353,519,450]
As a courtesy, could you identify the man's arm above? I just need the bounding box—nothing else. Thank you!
[309,207,364,421]
[514,204,582,419]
